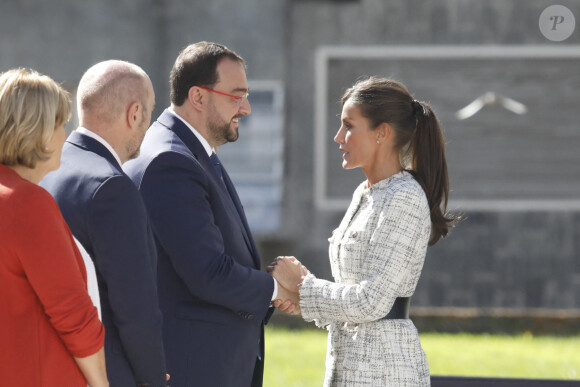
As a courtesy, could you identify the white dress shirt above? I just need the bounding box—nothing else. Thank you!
[76,127,123,166]
[73,237,101,321]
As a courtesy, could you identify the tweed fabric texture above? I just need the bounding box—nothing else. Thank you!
[300,171,431,386]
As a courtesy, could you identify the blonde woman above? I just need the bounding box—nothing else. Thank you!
[0,69,108,386]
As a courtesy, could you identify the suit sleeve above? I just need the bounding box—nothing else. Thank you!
[14,188,104,358]
[88,175,166,386]
[139,152,273,321]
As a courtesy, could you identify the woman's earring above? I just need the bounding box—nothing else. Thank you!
[376,140,380,144]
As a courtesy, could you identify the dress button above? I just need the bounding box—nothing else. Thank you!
[352,232,358,238]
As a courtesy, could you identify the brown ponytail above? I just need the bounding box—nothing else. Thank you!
[342,77,459,246]
[410,101,458,245]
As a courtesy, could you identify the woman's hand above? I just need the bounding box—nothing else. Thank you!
[268,256,308,292]
[268,256,312,316]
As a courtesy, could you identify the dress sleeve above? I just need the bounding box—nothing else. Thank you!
[13,187,104,358]
[299,186,430,324]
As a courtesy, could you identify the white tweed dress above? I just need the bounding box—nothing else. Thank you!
[299,171,431,386]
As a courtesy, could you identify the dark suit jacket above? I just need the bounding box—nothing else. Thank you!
[124,109,274,387]
[40,131,167,387]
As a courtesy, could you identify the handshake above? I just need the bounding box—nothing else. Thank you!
[267,256,310,316]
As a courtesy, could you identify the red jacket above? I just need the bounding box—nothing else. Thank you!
[0,165,104,386]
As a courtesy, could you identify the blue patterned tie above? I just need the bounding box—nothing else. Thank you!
[210,152,224,181]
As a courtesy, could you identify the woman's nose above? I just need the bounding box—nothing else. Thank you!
[334,127,344,144]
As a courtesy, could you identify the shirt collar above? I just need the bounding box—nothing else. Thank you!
[168,107,214,157]
[76,127,123,166]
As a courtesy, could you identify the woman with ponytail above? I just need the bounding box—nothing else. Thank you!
[269,77,458,386]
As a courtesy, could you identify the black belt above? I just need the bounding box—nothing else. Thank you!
[381,297,411,320]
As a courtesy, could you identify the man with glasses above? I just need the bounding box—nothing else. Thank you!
[124,41,294,387]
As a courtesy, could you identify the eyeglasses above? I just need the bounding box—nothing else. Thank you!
[197,86,249,105]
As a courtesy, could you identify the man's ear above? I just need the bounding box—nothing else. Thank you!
[188,86,204,112]
[127,101,141,129]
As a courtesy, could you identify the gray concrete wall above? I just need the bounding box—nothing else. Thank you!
[0,0,288,119]
[278,0,580,309]
[2,0,579,309]
[415,211,580,309]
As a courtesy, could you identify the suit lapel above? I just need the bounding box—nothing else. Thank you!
[213,165,256,260]
[221,166,260,267]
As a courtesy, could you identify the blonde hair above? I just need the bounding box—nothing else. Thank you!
[0,68,71,168]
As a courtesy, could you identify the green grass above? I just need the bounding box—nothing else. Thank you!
[421,332,580,379]
[265,327,327,387]
[264,327,580,386]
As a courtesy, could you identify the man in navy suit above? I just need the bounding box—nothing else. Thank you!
[41,60,168,387]
[124,42,295,387]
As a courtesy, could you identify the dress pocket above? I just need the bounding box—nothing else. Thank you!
[338,229,371,280]
[340,228,371,248]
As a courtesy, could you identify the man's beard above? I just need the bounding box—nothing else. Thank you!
[207,104,240,145]
[128,148,140,161]
[127,112,149,161]
[126,137,142,161]
[126,133,146,161]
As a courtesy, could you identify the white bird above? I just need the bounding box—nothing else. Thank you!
[455,92,528,120]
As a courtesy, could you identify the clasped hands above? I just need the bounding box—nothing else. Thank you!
[267,256,310,316]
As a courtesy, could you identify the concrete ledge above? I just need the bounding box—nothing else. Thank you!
[412,307,580,335]
[269,307,580,335]
[431,376,580,386]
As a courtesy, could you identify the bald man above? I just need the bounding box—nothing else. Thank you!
[41,60,167,386]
